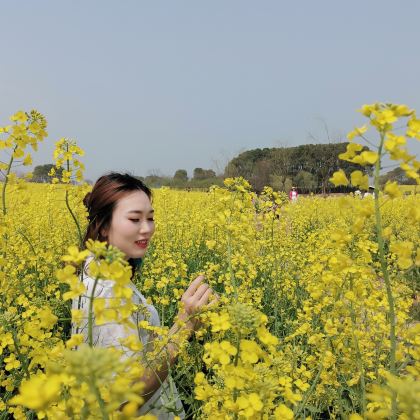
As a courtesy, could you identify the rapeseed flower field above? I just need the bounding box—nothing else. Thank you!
[0,104,419,419]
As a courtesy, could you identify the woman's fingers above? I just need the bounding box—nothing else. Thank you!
[197,288,213,306]
[207,291,220,307]
[181,275,220,318]
[184,275,205,297]
[194,283,209,299]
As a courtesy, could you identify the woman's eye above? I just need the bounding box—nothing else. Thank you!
[130,219,139,222]
[148,218,155,222]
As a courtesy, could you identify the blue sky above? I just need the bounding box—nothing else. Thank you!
[1,0,419,180]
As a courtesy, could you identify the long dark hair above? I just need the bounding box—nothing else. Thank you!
[83,172,152,274]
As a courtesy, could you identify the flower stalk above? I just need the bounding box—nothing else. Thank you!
[2,146,16,216]
[373,130,397,419]
[65,143,83,246]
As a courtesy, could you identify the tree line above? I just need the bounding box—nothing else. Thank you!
[225,143,371,194]
[28,144,417,193]
[28,164,225,189]
[136,167,225,189]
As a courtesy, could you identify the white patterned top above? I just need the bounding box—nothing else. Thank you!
[72,260,185,419]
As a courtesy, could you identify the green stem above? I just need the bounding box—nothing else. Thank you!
[227,238,237,300]
[374,130,397,419]
[11,329,31,379]
[65,188,83,246]
[232,332,241,420]
[16,228,37,256]
[349,300,366,416]
[88,276,99,347]
[89,380,109,420]
[2,146,16,216]
[227,194,240,300]
[295,360,323,417]
[65,148,83,246]
[17,228,41,298]
[80,401,89,420]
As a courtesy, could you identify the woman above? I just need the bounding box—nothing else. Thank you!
[73,173,213,418]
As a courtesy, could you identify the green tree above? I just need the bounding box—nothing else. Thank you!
[203,169,216,178]
[144,175,171,188]
[269,174,283,191]
[294,170,317,193]
[271,147,292,176]
[193,168,205,180]
[224,148,272,180]
[379,167,417,186]
[193,168,216,180]
[174,169,188,182]
[284,177,293,193]
[269,174,293,192]
[252,160,272,193]
[32,164,63,183]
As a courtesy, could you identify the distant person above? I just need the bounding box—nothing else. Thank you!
[363,186,375,199]
[289,187,298,202]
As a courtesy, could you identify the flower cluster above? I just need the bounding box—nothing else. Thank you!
[50,137,85,184]
[0,110,48,213]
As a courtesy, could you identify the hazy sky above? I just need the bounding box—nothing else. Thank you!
[1,1,419,180]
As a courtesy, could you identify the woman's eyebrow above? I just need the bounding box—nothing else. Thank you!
[127,209,154,214]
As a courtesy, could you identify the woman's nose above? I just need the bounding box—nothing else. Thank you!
[139,221,153,234]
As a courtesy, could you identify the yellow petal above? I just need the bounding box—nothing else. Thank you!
[329,170,349,187]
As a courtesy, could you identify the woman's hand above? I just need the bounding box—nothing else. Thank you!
[177,275,214,331]
[165,275,219,369]
[139,275,214,404]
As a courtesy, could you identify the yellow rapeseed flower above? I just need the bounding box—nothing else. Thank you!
[329,170,349,186]
[274,404,294,419]
[384,181,402,199]
[347,125,368,140]
[350,170,369,189]
[359,150,378,165]
[10,374,62,410]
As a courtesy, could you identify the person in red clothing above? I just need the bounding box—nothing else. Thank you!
[289,186,298,202]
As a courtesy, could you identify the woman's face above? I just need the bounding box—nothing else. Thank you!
[103,190,155,259]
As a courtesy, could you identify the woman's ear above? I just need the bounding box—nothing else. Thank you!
[100,223,109,240]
